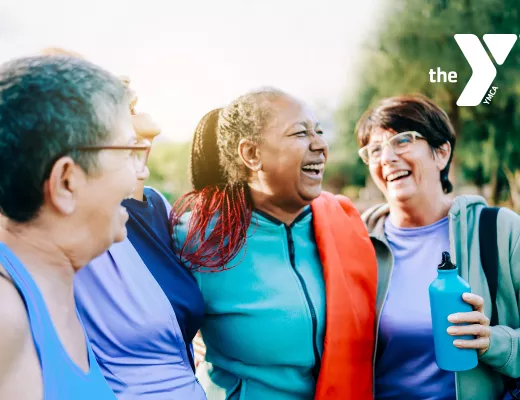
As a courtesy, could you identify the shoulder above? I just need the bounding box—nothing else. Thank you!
[173,212,192,232]
[144,186,161,200]
[332,194,358,213]
[450,195,487,217]
[358,203,389,236]
[312,192,371,238]
[465,201,520,268]
[360,203,389,223]
[171,212,193,248]
[496,207,520,257]
[0,271,30,377]
[313,192,358,214]
[463,197,520,252]
[497,206,520,228]
[144,186,171,214]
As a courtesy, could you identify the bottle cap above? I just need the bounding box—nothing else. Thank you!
[438,251,457,270]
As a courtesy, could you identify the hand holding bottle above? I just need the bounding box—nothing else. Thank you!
[447,292,491,356]
[429,252,479,371]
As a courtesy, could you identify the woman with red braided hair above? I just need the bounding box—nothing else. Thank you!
[172,88,378,400]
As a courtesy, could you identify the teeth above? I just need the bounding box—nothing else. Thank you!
[387,171,410,182]
[302,163,325,171]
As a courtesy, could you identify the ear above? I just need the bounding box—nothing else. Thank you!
[238,138,262,172]
[44,157,83,215]
[435,141,452,171]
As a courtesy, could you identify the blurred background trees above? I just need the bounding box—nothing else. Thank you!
[148,0,520,212]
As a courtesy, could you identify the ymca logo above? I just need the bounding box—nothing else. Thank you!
[429,34,518,106]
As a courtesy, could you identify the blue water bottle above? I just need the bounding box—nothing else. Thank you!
[429,251,478,371]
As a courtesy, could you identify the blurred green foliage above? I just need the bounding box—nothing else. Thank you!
[327,0,520,210]
[146,141,191,203]
[147,0,520,212]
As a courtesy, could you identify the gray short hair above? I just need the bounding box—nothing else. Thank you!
[0,55,129,222]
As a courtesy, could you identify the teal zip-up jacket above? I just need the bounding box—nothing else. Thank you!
[175,207,326,400]
[362,195,520,400]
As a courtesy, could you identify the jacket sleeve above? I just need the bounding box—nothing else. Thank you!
[479,211,520,379]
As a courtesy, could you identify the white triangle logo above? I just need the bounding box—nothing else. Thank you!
[483,34,517,65]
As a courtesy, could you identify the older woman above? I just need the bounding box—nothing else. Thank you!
[356,94,520,400]
[0,55,147,399]
[172,88,378,400]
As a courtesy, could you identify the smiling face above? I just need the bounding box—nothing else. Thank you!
[69,110,139,248]
[41,107,140,265]
[242,96,329,209]
[367,127,450,205]
[355,95,458,209]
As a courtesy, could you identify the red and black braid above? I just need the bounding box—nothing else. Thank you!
[170,109,253,271]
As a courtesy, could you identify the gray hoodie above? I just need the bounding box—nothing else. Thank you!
[362,195,520,400]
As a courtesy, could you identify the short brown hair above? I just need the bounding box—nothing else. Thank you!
[355,94,456,193]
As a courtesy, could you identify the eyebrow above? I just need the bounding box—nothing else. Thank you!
[289,121,321,131]
[367,138,383,145]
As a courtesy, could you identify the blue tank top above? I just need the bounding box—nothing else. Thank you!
[0,243,116,400]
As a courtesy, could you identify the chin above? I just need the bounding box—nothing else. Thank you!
[388,188,416,204]
[113,226,128,243]
[301,187,323,202]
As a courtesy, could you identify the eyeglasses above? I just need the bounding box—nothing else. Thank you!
[41,139,152,184]
[358,131,425,165]
[74,139,151,172]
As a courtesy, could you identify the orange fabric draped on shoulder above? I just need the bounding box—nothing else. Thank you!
[311,192,377,400]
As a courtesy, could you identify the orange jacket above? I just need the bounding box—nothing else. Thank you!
[311,192,377,399]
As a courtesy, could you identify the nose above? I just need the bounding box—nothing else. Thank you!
[380,143,398,165]
[310,132,328,157]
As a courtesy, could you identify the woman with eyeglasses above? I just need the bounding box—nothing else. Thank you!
[0,55,140,399]
[355,94,520,400]
[74,79,207,400]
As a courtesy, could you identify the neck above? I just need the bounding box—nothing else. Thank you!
[0,221,78,305]
[133,181,145,201]
[388,190,453,228]
[248,184,307,226]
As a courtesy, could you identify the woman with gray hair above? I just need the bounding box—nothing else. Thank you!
[173,88,378,400]
[0,55,149,399]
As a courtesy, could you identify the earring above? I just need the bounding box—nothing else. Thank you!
[252,164,261,172]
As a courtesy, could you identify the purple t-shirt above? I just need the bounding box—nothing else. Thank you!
[375,216,456,400]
